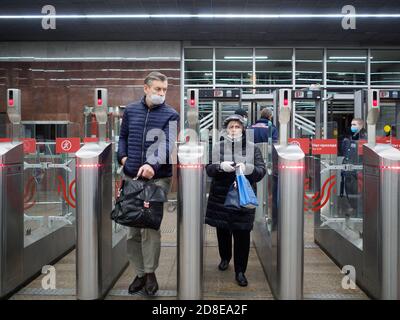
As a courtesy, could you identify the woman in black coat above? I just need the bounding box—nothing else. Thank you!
[205,114,266,287]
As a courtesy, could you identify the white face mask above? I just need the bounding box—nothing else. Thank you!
[149,94,165,106]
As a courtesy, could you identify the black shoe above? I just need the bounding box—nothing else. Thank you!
[145,272,159,296]
[218,259,230,271]
[235,272,248,287]
[128,275,146,294]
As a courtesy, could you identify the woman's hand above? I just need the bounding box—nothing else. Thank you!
[235,162,246,173]
[220,161,235,172]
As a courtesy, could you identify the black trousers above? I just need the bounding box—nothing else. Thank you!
[216,227,251,274]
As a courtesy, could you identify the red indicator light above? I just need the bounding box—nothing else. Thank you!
[380,165,400,170]
[284,99,288,106]
[373,100,378,107]
[190,99,195,106]
[278,165,305,170]
[0,163,7,168]
[178,164,203,169]
[8,99,14,106]
[97,98,102,105]
[77,163,102,168]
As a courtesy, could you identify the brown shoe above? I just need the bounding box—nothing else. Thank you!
[128,275,146,294]
[145,272,159,296]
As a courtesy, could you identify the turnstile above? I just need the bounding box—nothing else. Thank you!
[76,89,127,300]
[177,89,206,300]
[314,89,400,299]
[0,141,24,296]
[253,89,305,299]
[1,89,75,298]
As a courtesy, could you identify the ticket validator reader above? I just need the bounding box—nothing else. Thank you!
[76,88,127,300]
[0,89,24,297]
[177,89,206,299]
[362,89,400,299]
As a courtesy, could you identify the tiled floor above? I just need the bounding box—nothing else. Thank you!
[10,200,368,300]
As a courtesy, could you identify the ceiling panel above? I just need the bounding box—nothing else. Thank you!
[0,0,399,45]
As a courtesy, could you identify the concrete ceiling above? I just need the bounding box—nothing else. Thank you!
[0,0,400,46]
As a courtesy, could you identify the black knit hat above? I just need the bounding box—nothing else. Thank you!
[234,108,247,117]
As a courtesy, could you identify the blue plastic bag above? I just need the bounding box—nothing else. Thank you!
[236,167,259,209]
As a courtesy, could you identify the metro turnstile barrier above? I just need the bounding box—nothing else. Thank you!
[177,89,206,300]
[253,89,305,299]
[314,89,400,299]
[76,89,127,300]
[1,89,75,298]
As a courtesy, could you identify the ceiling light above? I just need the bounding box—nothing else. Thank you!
[0,14,400,19]
[329,56,369,60]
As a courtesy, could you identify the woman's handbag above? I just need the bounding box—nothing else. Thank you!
[111,177,168,230]
[236,166,259,209]
[223,182,241,209]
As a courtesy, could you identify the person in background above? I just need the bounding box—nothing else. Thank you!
[340,118,366,214]
[250,107,278,143]
[205,114,266,287]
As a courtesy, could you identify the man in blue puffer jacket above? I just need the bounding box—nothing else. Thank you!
[250,107,278,143]
[118,72,179,296]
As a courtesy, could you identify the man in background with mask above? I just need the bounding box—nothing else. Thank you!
[340,118,366,216]
[118,71,179,296]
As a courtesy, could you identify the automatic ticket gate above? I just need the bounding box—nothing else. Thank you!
[177,89,206,300]
[76,89,127,300]
[1,89,75,298]
[362,90,400,299]
[314,89,400,299]
[0,89,24,297]
[253,89,305,299]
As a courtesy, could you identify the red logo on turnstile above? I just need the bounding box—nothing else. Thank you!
[57,175,76,208]
[24,176,37,211]
[56,138,81,154]
[288,138,310,154]
[22,138,36,154]
[304,175,337,212]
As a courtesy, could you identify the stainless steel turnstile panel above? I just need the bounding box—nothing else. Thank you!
[177,142,206,300]
[253,143,305,300]
[363,143,400,299]
[0,143,24,296]
[76,142,127,300]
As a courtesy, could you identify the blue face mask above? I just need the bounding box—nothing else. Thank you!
[351,126,358,133]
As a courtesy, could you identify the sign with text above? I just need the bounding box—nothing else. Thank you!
[376,136,391,144]
[391,138,400,150]
[311,139,337,155]
[288,138,310,154]
[56,138,81,154]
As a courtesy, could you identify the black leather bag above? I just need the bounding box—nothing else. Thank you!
[111,178,168,230]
